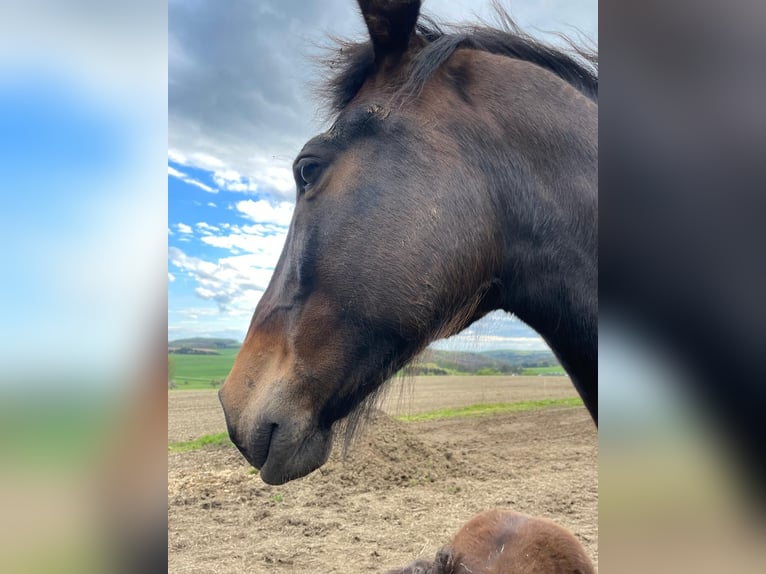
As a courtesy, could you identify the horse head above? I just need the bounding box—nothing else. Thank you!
[220,0,598,484]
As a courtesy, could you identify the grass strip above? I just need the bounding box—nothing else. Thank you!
[168,432,231,453]
[168,398,583,453]
[394,397,583,422]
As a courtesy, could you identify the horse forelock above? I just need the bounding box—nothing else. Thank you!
[320,6,597,116]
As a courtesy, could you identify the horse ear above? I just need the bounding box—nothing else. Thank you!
[357,0,421,61]
[432,545,455,573]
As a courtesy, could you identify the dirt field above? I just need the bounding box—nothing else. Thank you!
[168,376,578,442]
[168,377,597,573]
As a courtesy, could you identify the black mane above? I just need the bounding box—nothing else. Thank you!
[323,10,598,113]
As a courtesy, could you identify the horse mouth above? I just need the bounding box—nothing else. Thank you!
[240,421,333,485]
[232,422,276,469]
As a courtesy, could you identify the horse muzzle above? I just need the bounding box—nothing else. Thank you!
[221,399,334,485]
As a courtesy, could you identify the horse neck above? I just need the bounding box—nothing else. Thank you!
[462,70,599,421]
[501,249,598,421]
[489,160,598,422]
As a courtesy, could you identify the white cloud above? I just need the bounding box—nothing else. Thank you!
[195,221,219,235]
[207,202,216,207]
[178,307,219,319]
[200,231,286,266]
[167,162,217,193]
[168,207,290,314]
[192,218,288,267]
[195,286,216,299]
[212,169,243,186]
[213,172,249,192]
[431,334,549,352]
[169,246,273,312]
[168,272,175,282]
[255,164,294,194]
[168,305,257,341]
[185,178,215,193]
[168,149,187,165]
[168,165,186,178]
[208,162,294,195]
[190,152,225,170]
[236,199,294,226]
[227,160,294,195]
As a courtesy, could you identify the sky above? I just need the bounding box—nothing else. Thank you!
[168,0,598,350]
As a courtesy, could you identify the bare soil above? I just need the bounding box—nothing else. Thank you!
[169,379,597,574]
[168,376,578,442]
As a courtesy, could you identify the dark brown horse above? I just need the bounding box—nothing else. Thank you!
[387,508,595,574]
[219,0,597,485]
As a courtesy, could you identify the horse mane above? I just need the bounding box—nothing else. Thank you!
[322,6,598,113]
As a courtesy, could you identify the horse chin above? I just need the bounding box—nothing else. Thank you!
[256,424,333,485]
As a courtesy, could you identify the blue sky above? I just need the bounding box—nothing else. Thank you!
[168,159,293,340]
[168,0,598,349]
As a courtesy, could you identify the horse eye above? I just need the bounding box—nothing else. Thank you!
[299,161,322,187]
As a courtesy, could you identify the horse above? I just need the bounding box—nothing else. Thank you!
[387,508,595,574]
[219,0,597,485]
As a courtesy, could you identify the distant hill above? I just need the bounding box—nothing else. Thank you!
[411,349,561,375]
[168,337,241,350]
[480,350,560,368]
[167,338,563,387]
[172,347,221,355]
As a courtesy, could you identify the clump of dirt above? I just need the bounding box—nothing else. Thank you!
[317,410,450,490]
[168,411,452,503]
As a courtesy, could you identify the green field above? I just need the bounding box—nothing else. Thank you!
[168,339,565,389]
[520,366,566,376]
[168,349,565,389]
[169,347,239,389]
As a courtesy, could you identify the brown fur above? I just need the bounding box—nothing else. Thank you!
[388,509,595,574]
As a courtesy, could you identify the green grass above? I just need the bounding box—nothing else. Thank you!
[169,346,566,389]
[168,398,583,453]
[520,366,566,376]
[168,432,232,453]
[394,397,583,422]
[169,347,239,389]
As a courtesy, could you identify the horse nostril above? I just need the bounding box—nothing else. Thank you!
[244,422,278,469]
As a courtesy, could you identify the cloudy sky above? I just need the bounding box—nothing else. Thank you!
[168,0,597,350]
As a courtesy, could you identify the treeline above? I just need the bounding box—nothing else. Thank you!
[168,337,240,349]
[166,338,563,385]
[170,347,221,355]
[403,349,561,376]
